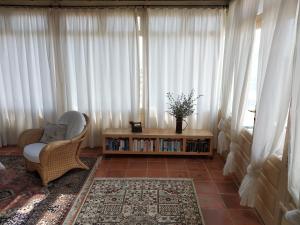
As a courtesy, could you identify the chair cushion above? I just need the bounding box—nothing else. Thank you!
[40,123,67,144]
[58,111,86,139]
[23,143,46,163]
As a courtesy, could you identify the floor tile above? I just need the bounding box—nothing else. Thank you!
[194,181,219,194]
[221,194,250,209]
[127,162,147,170]
[216,182,239,194]
[97,161,111,170]
[198,194,226,209]
[125,169,147,177]
[105,170,126,177]
[202,208,233,225]
[167,162,187,171]
[209,169,233,182]
[186,162,206,171]
[147,169,168,177]
[167,170,189,178]
[166,158,186,163]
[128,157,148,163]
[109,162,128,170]
[148,162,166,170]
[228,209,262,225]
[147,157,165,162]
[205,160,225,170]
[95,169,107,177]
[189,170,212,181]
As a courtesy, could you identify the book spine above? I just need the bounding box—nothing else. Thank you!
[150,140,154,152]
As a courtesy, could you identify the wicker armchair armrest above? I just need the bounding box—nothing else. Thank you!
[39,139,73,164]
[18,129,44,149]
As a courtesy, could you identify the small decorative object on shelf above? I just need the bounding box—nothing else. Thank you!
[129,121,142,133]
[166,89,202,133]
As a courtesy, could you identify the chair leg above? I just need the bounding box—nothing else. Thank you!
[76,158,89,170]
[25,160,35,172]
[39,171,49,186]
[42,179,49,186]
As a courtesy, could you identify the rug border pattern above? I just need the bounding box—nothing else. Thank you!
[62,156,102,225]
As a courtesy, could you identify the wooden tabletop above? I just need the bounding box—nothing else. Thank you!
[103,128,213,138]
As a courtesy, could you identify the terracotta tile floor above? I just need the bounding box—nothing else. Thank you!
[1,146,264,225]
[95,154,264,225]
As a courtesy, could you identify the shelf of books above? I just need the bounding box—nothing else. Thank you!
[102,128,213,156]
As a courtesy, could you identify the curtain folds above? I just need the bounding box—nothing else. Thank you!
[223,0,259,175]
[0,7,226,147]
[0,8,140,147]
[217,118,230,154]
[56,9,140,146]
[145,8,226,146]
[217,0,237,155]
[285,0,300,222]
[0,8,59,146]
[239,0,298,207]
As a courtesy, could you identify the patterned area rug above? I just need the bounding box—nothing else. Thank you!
[0,156,97,225]
[74,178,203,225]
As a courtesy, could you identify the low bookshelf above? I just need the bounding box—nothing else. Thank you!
[102,128,213,157]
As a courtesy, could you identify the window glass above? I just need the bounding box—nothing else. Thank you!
[243,27,261,131]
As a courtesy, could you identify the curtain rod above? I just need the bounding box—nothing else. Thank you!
[0,0,229,8]
[0,5,227,9]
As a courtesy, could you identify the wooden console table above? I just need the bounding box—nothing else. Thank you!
[102,128,213,156]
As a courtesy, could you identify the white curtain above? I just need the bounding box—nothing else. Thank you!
[56,9,140,146]
[0,9,59,146]
[239,0,298,207]
[217,1,237,155]
[285,0,300,222]
[256,0,281,107]
[223,0,259,175]
[0,8,140,147]
[145,8,226,143]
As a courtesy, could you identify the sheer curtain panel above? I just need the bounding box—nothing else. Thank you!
[56,9,140,146]
[0,8,140,147]
[223,0,259,175]
[0,9,59,146]
[145,8,226,143]
[239,0,298,207]
[285,0,300,222]
[218,0,237,155]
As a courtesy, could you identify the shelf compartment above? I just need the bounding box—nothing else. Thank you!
[186,138,210,153]
[159,138,183,152]
[105,137,130,151]
[132,138,156,152]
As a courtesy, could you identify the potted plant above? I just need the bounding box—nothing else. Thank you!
[166,90,202,133]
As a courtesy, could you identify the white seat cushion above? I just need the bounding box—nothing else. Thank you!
[58,111,86,139]
[23,143,46,163]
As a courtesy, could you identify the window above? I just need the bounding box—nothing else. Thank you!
[243,25,261,131]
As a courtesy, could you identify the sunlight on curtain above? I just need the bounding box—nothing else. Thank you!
[0,8,140,147]
[286,0,300,221]
[223,0,259,175]
[57,9,140,146]
[217,0,238,155]
[145,8,226,144]
[0,9,59,146]
[239,0,298,207]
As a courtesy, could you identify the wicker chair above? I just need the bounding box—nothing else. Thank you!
[18,112,90,186]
